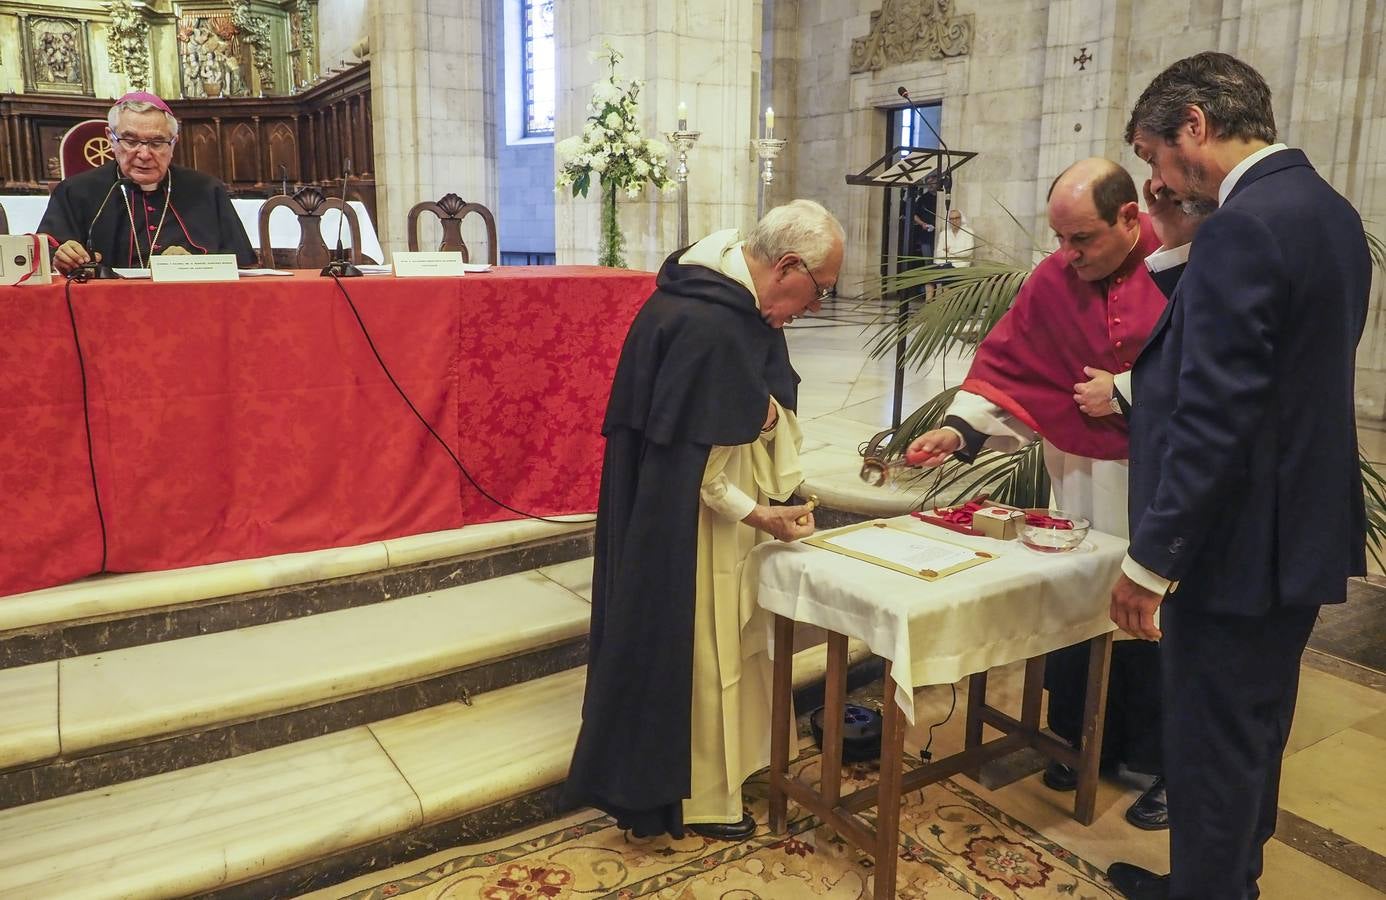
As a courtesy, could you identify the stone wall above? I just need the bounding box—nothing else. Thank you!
[367,0,498,257]
[318,0,367,72]
[778,0,1385,420]
[553,0,764,272]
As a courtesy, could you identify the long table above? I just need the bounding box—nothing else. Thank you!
[0,268,653,597]
[749,516,1125,900]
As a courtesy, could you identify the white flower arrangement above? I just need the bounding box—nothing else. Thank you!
[555,44,674,267]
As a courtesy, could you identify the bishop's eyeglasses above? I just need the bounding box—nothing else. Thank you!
[110,132,176,152]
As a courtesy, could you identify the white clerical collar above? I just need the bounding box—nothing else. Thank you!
[1218,143,1288,207]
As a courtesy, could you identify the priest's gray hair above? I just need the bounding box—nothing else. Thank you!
[107,100,180,138]
[746,199,845,270]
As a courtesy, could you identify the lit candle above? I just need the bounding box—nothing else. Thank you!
[677,101,688,131]
[765,106,775,138]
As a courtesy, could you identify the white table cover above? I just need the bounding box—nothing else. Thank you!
[746,515,1125,724]
[0,195,384,265]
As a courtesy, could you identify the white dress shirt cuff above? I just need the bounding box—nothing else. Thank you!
[1144,243,1190,273]
[946,390,1036,452]
[1113,370,1133,406]
[1122,554,1175,596]
[700,474,758,522]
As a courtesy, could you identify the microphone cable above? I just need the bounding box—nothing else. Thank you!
[63,279,109,572]
[326,273,596,525]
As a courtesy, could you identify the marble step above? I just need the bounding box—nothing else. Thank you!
[0,642,873,900]
[0,562,596,810]
[0,518,594,669]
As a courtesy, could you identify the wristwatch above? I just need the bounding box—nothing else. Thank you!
[1110,394,1123,415]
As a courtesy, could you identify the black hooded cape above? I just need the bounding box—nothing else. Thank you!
[39,161,256,267]
[562,247,799,837]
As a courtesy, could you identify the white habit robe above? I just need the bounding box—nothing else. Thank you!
[678,230,804,824]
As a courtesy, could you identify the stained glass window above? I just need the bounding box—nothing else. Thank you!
[522,0,555,137]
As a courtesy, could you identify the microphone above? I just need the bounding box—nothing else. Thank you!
[279,164,288,197]
[897,86,954,196]
[320,157,362,277]
[70,175,130,281]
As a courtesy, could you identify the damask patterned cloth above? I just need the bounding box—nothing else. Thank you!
[0,267,654,597]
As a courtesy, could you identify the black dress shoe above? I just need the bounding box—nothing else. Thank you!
[1041,761,1078,792]
[688,812,755,841]
[1124,777,1168,830]
[1106,862,1169,899]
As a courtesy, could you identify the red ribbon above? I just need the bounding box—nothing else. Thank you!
[927,497,1072,529]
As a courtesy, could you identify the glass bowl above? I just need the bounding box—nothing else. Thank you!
[1019,510,1090,552]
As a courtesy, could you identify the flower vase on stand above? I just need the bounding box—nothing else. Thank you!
[598,181,627,268]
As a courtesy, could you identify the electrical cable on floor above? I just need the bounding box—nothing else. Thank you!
[64,278,109,572]
[328,273,595,526]
[920,683,957,762]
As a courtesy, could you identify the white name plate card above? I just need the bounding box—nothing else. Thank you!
[392,251,466,277]
[150,254,241,283]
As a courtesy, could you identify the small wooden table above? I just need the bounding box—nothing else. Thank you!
[749,517,1124,900]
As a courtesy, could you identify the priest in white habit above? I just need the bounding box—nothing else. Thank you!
[564,200,845,840]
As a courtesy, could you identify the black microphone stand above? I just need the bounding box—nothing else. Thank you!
[897,86,954,211]
[321,158,362,277]
[69,176,128,282]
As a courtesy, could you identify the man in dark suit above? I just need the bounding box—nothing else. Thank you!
[1105,52,1372,899]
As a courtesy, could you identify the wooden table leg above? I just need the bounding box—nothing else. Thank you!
[820,632,849,807]
[769,614,796,833]
[873,661,904,900]
[1021,654,1046,728]
[963,670,988,781]
[1074,632,1113,824]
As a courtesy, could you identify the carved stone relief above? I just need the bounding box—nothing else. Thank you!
[105,0,152,92]
[850,0,974,74]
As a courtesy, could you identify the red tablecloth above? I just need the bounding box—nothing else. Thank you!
[0,268,654,597]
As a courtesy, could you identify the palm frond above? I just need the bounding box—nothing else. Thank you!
[1367,228,1386,272]
[866,262,1031,367]
[894,443,1051,510]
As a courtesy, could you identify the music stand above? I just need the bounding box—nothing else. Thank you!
[846,144,977,428]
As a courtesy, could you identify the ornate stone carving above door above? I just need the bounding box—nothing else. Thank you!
[849,0,973,74]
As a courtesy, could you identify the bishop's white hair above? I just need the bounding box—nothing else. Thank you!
[745,199,845,270]
[107,100,180,138]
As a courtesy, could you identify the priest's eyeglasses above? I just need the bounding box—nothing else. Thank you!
[798,261,836,302]
[110,132,176,152]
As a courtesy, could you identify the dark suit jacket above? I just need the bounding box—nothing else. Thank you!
[1127,149,1371,614]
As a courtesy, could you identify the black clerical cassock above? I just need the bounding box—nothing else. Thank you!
[39,161,256,268]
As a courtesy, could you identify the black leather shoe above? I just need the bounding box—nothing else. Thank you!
[688,812,755,841]
[1124,777,1168,830]
[1106,862,1169,899]
[1041,761,1078,792]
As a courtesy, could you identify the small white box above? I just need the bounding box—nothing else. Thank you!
[973,505,1025,540]
[0,234,53,286]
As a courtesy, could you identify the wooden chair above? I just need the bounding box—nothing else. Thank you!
[406,193,498,265]
[257,186,363,269]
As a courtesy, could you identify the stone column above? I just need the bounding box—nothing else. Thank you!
[1033,0,1134,235]
[553,0,763,272]
[367,0,497,258]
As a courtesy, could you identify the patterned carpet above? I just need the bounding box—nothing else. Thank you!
[332,753,1120,899]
